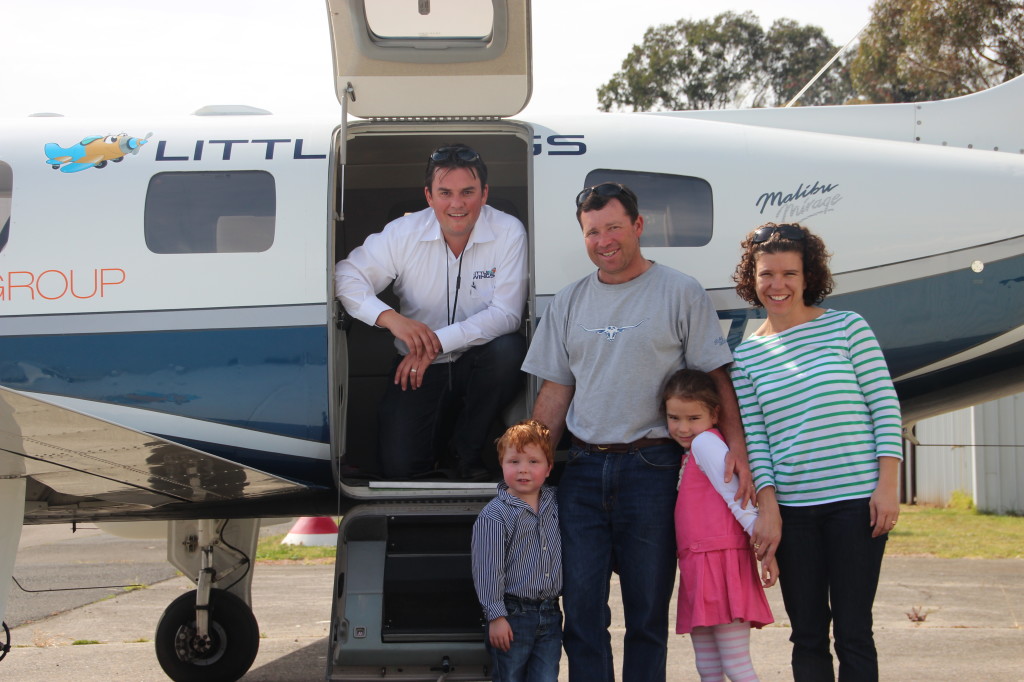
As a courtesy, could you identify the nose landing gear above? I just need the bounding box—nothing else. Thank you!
[155,588,259,682]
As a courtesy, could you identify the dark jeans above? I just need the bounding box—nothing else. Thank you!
[557,442,681,682]
[377,333,526,478]
[487,595,563,682]
[776,497,888,682]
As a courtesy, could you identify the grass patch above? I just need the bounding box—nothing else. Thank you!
[251,508,1024,561]
[71,640,100,645]
[888,504,1024,559]
[255,534,336,563]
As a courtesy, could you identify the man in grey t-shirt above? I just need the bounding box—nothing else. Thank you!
[522,182,752,682]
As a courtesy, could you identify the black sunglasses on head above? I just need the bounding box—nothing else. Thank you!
[752,224,806,243]
[429,146,481,163]
[575,183,635,208]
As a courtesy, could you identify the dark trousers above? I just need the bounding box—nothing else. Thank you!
[376,333,526,478]
[776,498,888,682]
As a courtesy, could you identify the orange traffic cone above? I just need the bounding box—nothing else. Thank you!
[281,516,339,546]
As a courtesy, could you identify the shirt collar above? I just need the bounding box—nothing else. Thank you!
[495,481,554,512]
[418,205,497,247]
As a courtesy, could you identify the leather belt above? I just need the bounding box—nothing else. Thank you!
[571,436,674,453]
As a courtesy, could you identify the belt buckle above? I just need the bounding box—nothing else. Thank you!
[596,444,609,451]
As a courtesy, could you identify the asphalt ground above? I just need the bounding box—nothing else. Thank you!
[2,526,1023,681]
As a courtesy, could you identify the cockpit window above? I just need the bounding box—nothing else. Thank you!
[364,0,494,41]
[145,171,275,254]
[583,169,713,247]
[0,161,12,254]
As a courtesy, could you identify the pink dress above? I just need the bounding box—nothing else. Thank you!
[674,429,773,634]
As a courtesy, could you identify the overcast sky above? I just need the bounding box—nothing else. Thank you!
[0,0,874,118]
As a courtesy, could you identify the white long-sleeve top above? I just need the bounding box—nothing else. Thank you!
[335,205,527,361]
[688,430,759,535]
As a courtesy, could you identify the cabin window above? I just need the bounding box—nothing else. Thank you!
[0,161,11,254]
[144,171,276,254]
[583,169,713,247]
[364,0,494,42]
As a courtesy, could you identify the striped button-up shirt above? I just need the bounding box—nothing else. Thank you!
[471,483,562,622]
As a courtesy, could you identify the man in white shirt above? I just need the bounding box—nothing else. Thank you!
[335,144,528,480]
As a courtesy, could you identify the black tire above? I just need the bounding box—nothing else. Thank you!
[154,589,259,682]
[95,161,107,169]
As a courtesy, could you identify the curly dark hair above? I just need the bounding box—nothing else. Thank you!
[733,222,834,307]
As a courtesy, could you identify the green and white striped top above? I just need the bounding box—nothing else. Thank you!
[731,309,902,507]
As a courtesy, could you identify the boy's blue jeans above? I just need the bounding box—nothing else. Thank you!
[486,595,562,682]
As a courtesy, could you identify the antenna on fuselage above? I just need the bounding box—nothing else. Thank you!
[785,22,869,108]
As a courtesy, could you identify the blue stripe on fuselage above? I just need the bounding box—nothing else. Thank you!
[0,325,329,443]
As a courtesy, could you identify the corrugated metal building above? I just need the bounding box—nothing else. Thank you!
[910,393,1024,515]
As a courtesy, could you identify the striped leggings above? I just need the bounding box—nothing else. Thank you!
[690,620,759,681]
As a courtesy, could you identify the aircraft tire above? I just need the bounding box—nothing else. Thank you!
[155,588,259,682]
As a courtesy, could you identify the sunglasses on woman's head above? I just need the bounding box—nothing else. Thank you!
[752,224,806,243]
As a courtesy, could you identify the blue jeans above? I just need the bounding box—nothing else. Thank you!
[776,498,887,682]
[557,442,681,682]
[487,595,563,682]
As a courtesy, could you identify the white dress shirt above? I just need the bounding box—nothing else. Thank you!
[335,205,527,361]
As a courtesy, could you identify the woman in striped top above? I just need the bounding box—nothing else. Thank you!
[730,223,902,681]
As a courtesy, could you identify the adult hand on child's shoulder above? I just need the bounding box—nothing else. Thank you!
[724,441,755,509]
[489,616,514,652]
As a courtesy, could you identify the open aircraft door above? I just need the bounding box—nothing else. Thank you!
[326,0,531,119]
[325,2,532,679]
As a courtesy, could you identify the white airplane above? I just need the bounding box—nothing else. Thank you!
[1,1,1022,680]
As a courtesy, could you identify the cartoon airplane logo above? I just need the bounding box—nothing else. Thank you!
[44,132,152,173]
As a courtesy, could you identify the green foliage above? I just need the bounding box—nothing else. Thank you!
[255,533,336,563]
[597,12,853,112]
[762,19,854,106]
[71,640,101,645]
[851,0,1024,102]
[948,490,976,511]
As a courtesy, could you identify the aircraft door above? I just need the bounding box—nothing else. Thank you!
[327,0,532,118]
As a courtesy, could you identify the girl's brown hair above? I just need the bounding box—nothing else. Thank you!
[660,369,720,416]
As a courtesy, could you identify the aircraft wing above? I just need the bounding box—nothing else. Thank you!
[0,385,316,523]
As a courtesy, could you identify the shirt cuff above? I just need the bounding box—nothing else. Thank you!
[482,601,508,622]
[434,324,464,355]
[352,298,392,328]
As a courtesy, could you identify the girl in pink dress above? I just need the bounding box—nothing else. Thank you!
[662,369,777,681]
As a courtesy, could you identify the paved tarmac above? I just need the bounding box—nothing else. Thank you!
[2,536,1023,680]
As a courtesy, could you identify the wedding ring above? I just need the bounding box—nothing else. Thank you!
[410,368,418,373]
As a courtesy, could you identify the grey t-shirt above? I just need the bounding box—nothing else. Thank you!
[522,263,732,444]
